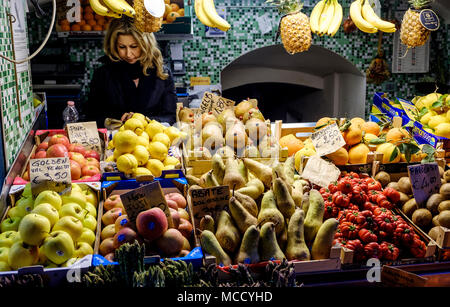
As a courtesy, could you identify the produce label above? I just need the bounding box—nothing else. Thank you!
[189,185,230,228]
[398,99,418,121]
[301,155,341,188]
[420,9,440,31]
[29,157,72,198]
[120,181,174,229]
[199,92,235,117]
[381,265,427,287]
[311,123,346,157]
[407,162,441,205]
[66,121,102,153]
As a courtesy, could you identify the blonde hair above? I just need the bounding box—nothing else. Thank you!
[104,17,168,80]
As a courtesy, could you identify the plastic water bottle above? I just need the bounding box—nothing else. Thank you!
[62,101,79,127]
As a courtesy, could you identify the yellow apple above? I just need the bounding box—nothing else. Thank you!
[82,215,97,232]
[34,190,62,211]
[73,241,93,258]
[0,261,11,271]
[101,224,116,240]
[78,228,96,246]
[43,231,74,265]
[7,206,27,219]
[18,213,51,246]
[83,189,98,208]
[62,190,87,209]
[59,203,86,221]
[0,231,21,248]
[0,247,9,263]
[8,241,39,270]
[84,202,97,218]
[62,257,79,267]
[32,203,59,227]
[37,245,47,265]
[15,197,34,216]
[71,183,83,193]
[52,216,83,241]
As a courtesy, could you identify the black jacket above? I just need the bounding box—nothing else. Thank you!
[85,56,177,127]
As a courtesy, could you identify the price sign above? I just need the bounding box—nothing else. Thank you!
[189,185,230,228]
[66,121,102,153]
[199,92,235,117]
[408,163,441,206]
[301,155,341,188]
[120,181,174,229]
[29,157,72,198]
[311,123,346,157]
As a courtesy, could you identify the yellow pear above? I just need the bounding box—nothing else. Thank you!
[146,159,164,177]
[152,133,171,148]
[113,130,138,153]
[132,145,150,166]
[145,120,165,139]
[148,141,168,161]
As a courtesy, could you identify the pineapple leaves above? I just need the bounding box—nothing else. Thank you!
[265,0,303,14]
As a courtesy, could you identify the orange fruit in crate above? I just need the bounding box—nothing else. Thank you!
[348,143,370,164]
[385,127,410,144]
[170,3,180,11]
[166,11,180,23]
[350,117,366,129]
[84,6,93,14]
[96,16,106,24]
[60,19,70,26]
[342,124,363,146]
[71,24,81,31]
[164,0,170,3]
[81,24,92,31]
[77,19,86,26]
[326,147,349,165]
[279,134,304,156]
[93,24,103,31]
[164,4,172,19]
[84,12,94,20]
[88,19,97,27]
[61,24,71,31]
[362,121,381,136]
[177,8,184,16]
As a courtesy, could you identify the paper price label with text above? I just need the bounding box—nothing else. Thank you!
[301,155,341,188]
[66,121,102,153]
[120,181,174,229]
[189,186,230,228]
[408,163,441,205]
[29,157,72,198]
[199,92,235,117]
[311,123,346,157]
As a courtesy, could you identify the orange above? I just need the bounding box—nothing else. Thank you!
[170,3,180,11]
[177,8,185,16]
[376,143,401,164]
[326,147,349,165]
[315,117,336,129]
[385,127,410,145]
[348,143,370,164]
[93,25,103,31]
[88,19,97,26]
[350,117,366,129]
[81,24,92,31]
[61,24,70,31]
[279,134,304,156]
[60,19,70,26]
[78,19,86,26]
[96,15,105,22]
[71,24,81,31]
[164,4,172,19]
[164,0,170,3]
[362,121,381,136]
[166,11,180,23]
[84,6,93,14]
[342,124,363,146]
[84,12,94,20]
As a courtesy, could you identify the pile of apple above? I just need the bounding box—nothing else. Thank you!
[99,192,194,260]
[0,183,98,271]
[22,133,102,181]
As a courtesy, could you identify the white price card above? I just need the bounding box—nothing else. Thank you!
[408,162,441,206]
[29,157,72,198]
[301,155,341,188]
[311,123,346,157]
[66,121,102,153]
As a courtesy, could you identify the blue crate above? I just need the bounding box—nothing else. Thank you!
[373,92,411,126]
[412,121,449,148]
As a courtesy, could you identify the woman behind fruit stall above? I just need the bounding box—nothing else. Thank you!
[84,17,177,128]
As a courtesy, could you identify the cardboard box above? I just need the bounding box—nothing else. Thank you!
[373,92,411,127]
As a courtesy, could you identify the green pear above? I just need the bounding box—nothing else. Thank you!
[233,191,258,217]
[236,225,260,264]
[215,210,241,254]
[236,178,265,201]
[243,158,272,189]
[291,180,304,208]
[286,209,310,261]
[311,218,339,260]
[304,189,325,246]
[273,177,296,219]
[283,156,296,186]
[257,190,285,236]
[259,222,285,261]
[211,153,225,185]
[223,156,246,190]
[200,215,215,232]
[237,160,248,183]
[200,230,232,266]
[229,196,257,235]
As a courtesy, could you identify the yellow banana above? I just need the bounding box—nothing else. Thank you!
[361,0,396,32]
[194,0,216,28]
[350,0,377,33]
[202,0,231,32]
[327,0,343,36]
[318,0,335,35]
[310,0,326,34]
[103,0,135,17]
[89,0,122,18]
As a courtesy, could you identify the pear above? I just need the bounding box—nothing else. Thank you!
[228,196,258,235]
[216,146,235,158]
[233,191,258,217]
[236,178,265,201]
[272,163,292,195]
[302,192,310,215]
[223,156,246,190]
[186,175,201,186]
[225,119,248,151]
[211,153,225,185]
[283,156,296,186]
[244,145,260,158]
[237,160,248,183]
[257,190,285,236]
[201,112,217,128]
[304,189,325,246]
[291,180,304,208]
[273,177,296,219]
[200,215,215,232]
[277,222,288,251]
[243,107,265,123]
[199,170,219,188]
[311,218,339,260]
[243,158,272,189]
[200,230,232,266]
[202,122,224,149]
[178,107,194,123]
[259,222,285,261]
[236,225,260,264]
[215,210,241,254]
[245,118,268,142]
[234,99,254,119]
[286,209,310,261]
[217,108,237,130]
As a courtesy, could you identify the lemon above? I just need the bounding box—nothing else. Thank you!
[146,159,164,177]
[446,109,450,122]
[422,93,442,109]
[113,130,138,153]
[136,135,150,148]
[113,149,124,160]
[376,143,400,163]
[140,131,150,141]
[124,118,145,136]
[107,140,115,150]
[145,120,165,139]
[148,141,168,161]
[105,155,115,162]
[434,123,450,138]
[163,165,175,170]
[116,153,138,174]
[363,133,378,143]
[428,115,448,129]
[294,147,315,171]
[132,145,150,166]
[134,167,153,177]
[420,111,436,125]
[152,133,171,148]
[424,127,435,134]
[163,156,180,166]
[131,113,148,127]
[164,126,182,143]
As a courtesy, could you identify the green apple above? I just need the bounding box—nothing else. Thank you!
[22,183,32,198]
[15,197,34,215]
[84,202,97,218]
[44,261,58,268]
[83,189,98,208]
[1,217,22,232]
[52,216,83,241]
[71,183,83,193]
[0,261,11,271]
[62,257,79,267]
[0,231,21,248]
[7,206,26,219]
[18,213,51,246]
[42,231,74,265]
[8,241,39,270]
[32,203,59,227]
[59,203,87,221]
[82,215,97,232]
[78,228,96,246]
[0,247,9,263]
[61,190,87,208]
[73,241,93,259]
[37,245,47,265]
[34,191,62,211]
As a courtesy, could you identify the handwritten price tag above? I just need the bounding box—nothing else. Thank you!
[120,181,174,229]
[66,121,102,153]
[29,157,72,198]
[301,155,341,188]
[408,163,441,206]
[199,92,235,117]
[311,123,346,157]
[189,185,230,228]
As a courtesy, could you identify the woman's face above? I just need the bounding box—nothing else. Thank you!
[116,34,141,64]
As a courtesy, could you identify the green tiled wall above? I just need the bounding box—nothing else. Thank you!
[0,0,34,170]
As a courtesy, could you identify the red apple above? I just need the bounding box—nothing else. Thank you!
[136,208,168,242]
[166,199,178,210]
[165,193,187,209]
[70,160,82,180]
[34,151,47,159]
[169,208,180,229]
[82,165,100,177]
[69,152,87,168]
[113,227,138,249]
[37,142,49,152]
[104,252,115,262]
[68,143,86,156]
[84,150,101,161]
[46,144,69,158]
[48,134,70,149]
[178,218,193,239]
[104,195,124,211]
[86,157,100,169]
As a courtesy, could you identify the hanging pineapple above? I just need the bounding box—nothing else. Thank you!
[267,0,312,54]
[400,0,433,48]
[133,0,163,33]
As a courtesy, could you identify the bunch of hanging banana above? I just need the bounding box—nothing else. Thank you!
[89,0,135,18]
[349,0,396,33]
[310,0,343,37]
[194,0,231,32]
